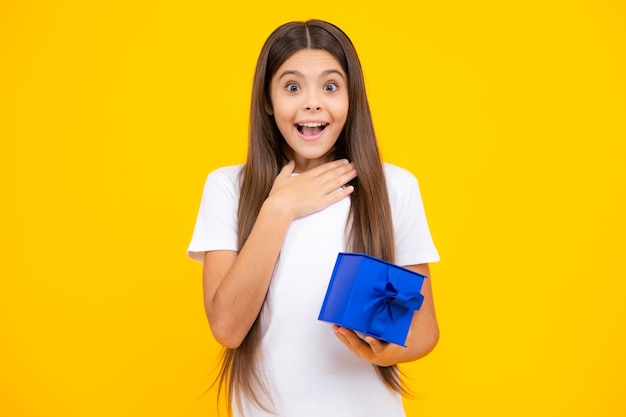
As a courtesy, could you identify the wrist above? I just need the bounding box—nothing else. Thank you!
[261,195,295,223]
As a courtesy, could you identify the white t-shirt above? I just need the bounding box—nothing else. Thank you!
[188,163,439,417]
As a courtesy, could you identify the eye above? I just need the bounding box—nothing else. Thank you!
[324,82,339,92]
[286,82,300,92]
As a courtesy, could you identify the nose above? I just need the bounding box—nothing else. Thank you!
[304,91,322,111]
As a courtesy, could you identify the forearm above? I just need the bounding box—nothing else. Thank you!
[205,197,293,348]
[389,310,439,365]
[395,265,439,363]
[381,278,439,365]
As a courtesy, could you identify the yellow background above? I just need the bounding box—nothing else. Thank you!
[1,1,625,416]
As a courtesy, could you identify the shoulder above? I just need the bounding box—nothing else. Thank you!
[382,163,419,190]
[382,163,424,211]
[207,164,244,181]
[200,164,244,201]
[206,164,244,188]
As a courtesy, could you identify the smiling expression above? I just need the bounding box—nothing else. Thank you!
[269,49,349,172]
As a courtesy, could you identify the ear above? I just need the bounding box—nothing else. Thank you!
[265,101,273,116]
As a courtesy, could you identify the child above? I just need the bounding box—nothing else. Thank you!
[188,19,440,417]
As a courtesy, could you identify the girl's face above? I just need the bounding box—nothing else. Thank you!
[269,49,349,172]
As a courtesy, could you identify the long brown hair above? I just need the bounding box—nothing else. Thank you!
[216,20,402,415]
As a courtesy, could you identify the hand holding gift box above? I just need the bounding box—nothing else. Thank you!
[318,252,427,347]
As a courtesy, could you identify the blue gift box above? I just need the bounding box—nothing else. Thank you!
[318,252,427,347]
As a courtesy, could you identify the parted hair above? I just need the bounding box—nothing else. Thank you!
[215,19,403,415]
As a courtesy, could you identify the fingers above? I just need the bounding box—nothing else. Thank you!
[269,159,357,220]
[279,159,356,190]
[333,326,395,366]
[333,326,377,356]
[309,159,356,180]
[313,160,357,192]
[322,183,354,206]
[281,158,357,198]
[364,336,386,354]
[277,160,296,178]
[333,326,363,352]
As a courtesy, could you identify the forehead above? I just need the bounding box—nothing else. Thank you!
[274,49,345,77]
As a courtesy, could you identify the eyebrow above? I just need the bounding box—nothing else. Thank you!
[277,69,345,80]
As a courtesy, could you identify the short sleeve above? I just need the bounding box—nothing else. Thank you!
[187,165,242,262]
[385,164,440,267]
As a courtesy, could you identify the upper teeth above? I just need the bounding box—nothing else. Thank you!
[298,122,326,127]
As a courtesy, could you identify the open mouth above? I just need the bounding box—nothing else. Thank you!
[296,122,328,136]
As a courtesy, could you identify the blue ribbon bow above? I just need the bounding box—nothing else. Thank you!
[363,278,424,338]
